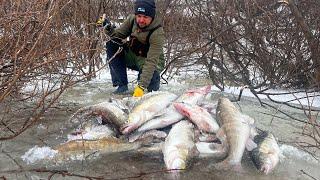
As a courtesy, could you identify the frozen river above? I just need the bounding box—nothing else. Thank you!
[1,81,319,180]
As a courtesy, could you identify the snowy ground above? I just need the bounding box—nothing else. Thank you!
[92,66,320,108]
[1,66,319,180]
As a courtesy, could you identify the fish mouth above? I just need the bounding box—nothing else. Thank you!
[261,164,272,174]
[169,158,186,170]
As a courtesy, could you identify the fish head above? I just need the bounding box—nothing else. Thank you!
[259,155,279,175]
[166,148,189,170]
[264,151,280,174]
[170,158,186,170]
[260,161,273,174]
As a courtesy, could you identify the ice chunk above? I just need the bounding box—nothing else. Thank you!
[21,146,58,164]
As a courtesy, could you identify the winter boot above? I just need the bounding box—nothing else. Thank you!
[113,85,129,94]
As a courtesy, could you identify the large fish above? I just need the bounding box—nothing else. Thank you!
[121,91,178,134]
[53,137,143,161]
[214,97,255,170]
[173,102,219,133]
[250,131,280,174]
[136,85,212,133]
[68,100,129,133]
[162,120,197,170]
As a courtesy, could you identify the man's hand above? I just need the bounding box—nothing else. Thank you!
[133,85,145,97]
[96,14,110,28]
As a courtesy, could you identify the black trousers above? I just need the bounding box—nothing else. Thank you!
[107,40,160,92]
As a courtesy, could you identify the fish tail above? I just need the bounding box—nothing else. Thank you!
[68,106,94,124]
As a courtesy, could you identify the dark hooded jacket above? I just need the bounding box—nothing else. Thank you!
[105,13,165,88]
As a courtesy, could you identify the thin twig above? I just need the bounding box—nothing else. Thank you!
[300,169,319,180]
[1,149,24,170]
[258,105,319,127]
[0,168,104,180]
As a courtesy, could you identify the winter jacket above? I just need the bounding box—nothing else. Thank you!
[106,13,165,89]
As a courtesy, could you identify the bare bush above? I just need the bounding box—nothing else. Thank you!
[176,0,320,155]
[0,0,106,140]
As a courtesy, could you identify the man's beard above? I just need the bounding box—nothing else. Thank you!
[137,23,148,29]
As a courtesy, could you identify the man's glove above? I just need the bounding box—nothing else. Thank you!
[96,14,111,29]
[133,85,145,97]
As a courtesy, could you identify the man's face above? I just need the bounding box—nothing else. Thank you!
[135,14,152,28]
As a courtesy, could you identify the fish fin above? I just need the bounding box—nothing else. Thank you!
[120,123,138,135]
[215,128,226,142]
[174,103,191,117]
[245,138,257,152]
[198,131,219,142]
[127,131,143,142]
[249,127,259,139]
[214,129,230,157]
[181,109,191,117]
[196,142,228,159]
[191,145,200,157]
[135,136,155,147]
[153,108,169,118]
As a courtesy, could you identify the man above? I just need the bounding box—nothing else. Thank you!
[97,0,165,97]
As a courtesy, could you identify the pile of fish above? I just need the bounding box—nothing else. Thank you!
[33,86,281,174]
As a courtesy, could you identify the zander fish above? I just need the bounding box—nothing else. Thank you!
[250,131,280,174]
[53,137,142,161]
[121,91,178,134]
[68,101,129,133]
[214,97,255,171]
[136,85,212,133]
[162,120,197,170]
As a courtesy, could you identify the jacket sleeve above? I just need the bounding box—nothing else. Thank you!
[105,15,134,39]
[139,27,165,88]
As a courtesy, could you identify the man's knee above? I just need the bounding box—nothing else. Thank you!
[106,38,124,55]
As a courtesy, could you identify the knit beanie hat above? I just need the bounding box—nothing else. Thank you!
[134,0,156,19]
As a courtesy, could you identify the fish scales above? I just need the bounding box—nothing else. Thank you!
[121,91,178,134]
[69,101,128,129]
[250,131,280,174]
[136,86,212,133]
[52,137,142,163]
[163,120,196,170]
[216,97,254,168]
